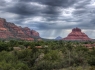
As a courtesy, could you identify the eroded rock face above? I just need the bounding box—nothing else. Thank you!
[63,28,91,40]
[0,18,14,39]
[0,18,40,41]
[23,27,31,36]
[31,30,39,37]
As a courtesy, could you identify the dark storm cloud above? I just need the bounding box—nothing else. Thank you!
[42,6,59,15]
[0,0,6,6]
[4,0,78,20]
[72,0,92,16]
[73,9,87,15]
[3,1,59,22]
[1,0,95,38]
[19,0,77,7]
[71,0,95,30]
[3,0,89,23]
[5,2,42,16]
[74,0,91,9]
[16,0,78,20]
[1,0,92,23]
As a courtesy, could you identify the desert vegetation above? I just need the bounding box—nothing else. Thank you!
[0,40,95,70]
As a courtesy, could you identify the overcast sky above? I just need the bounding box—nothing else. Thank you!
[0,0,95,39]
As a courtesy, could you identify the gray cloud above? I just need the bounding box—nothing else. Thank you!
[3,0,78,19]
[0,0,6,6]
[19,0,77,7]
[5,3,42,16]
[74,0,91,9]
[0,0,95,39]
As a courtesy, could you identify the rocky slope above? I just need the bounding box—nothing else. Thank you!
[0,18,40,41]
[63,27,91,40]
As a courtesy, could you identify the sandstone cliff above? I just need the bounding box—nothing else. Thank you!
[63,27,91,40]
[0,18,40,41]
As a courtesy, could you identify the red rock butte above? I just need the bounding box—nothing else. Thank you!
[63,27,91,40]
[0,18,41,41]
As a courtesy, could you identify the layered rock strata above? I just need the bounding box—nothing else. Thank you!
[63,28,91,40]
[0,18,40,41]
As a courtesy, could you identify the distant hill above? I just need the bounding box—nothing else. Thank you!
[0,18,41,41]
[55,36,62,40]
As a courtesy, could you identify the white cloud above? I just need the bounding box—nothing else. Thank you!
[0,11,19,19]
[61,8,75,17]
[30,2,47,8]
[4,0,12,2]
